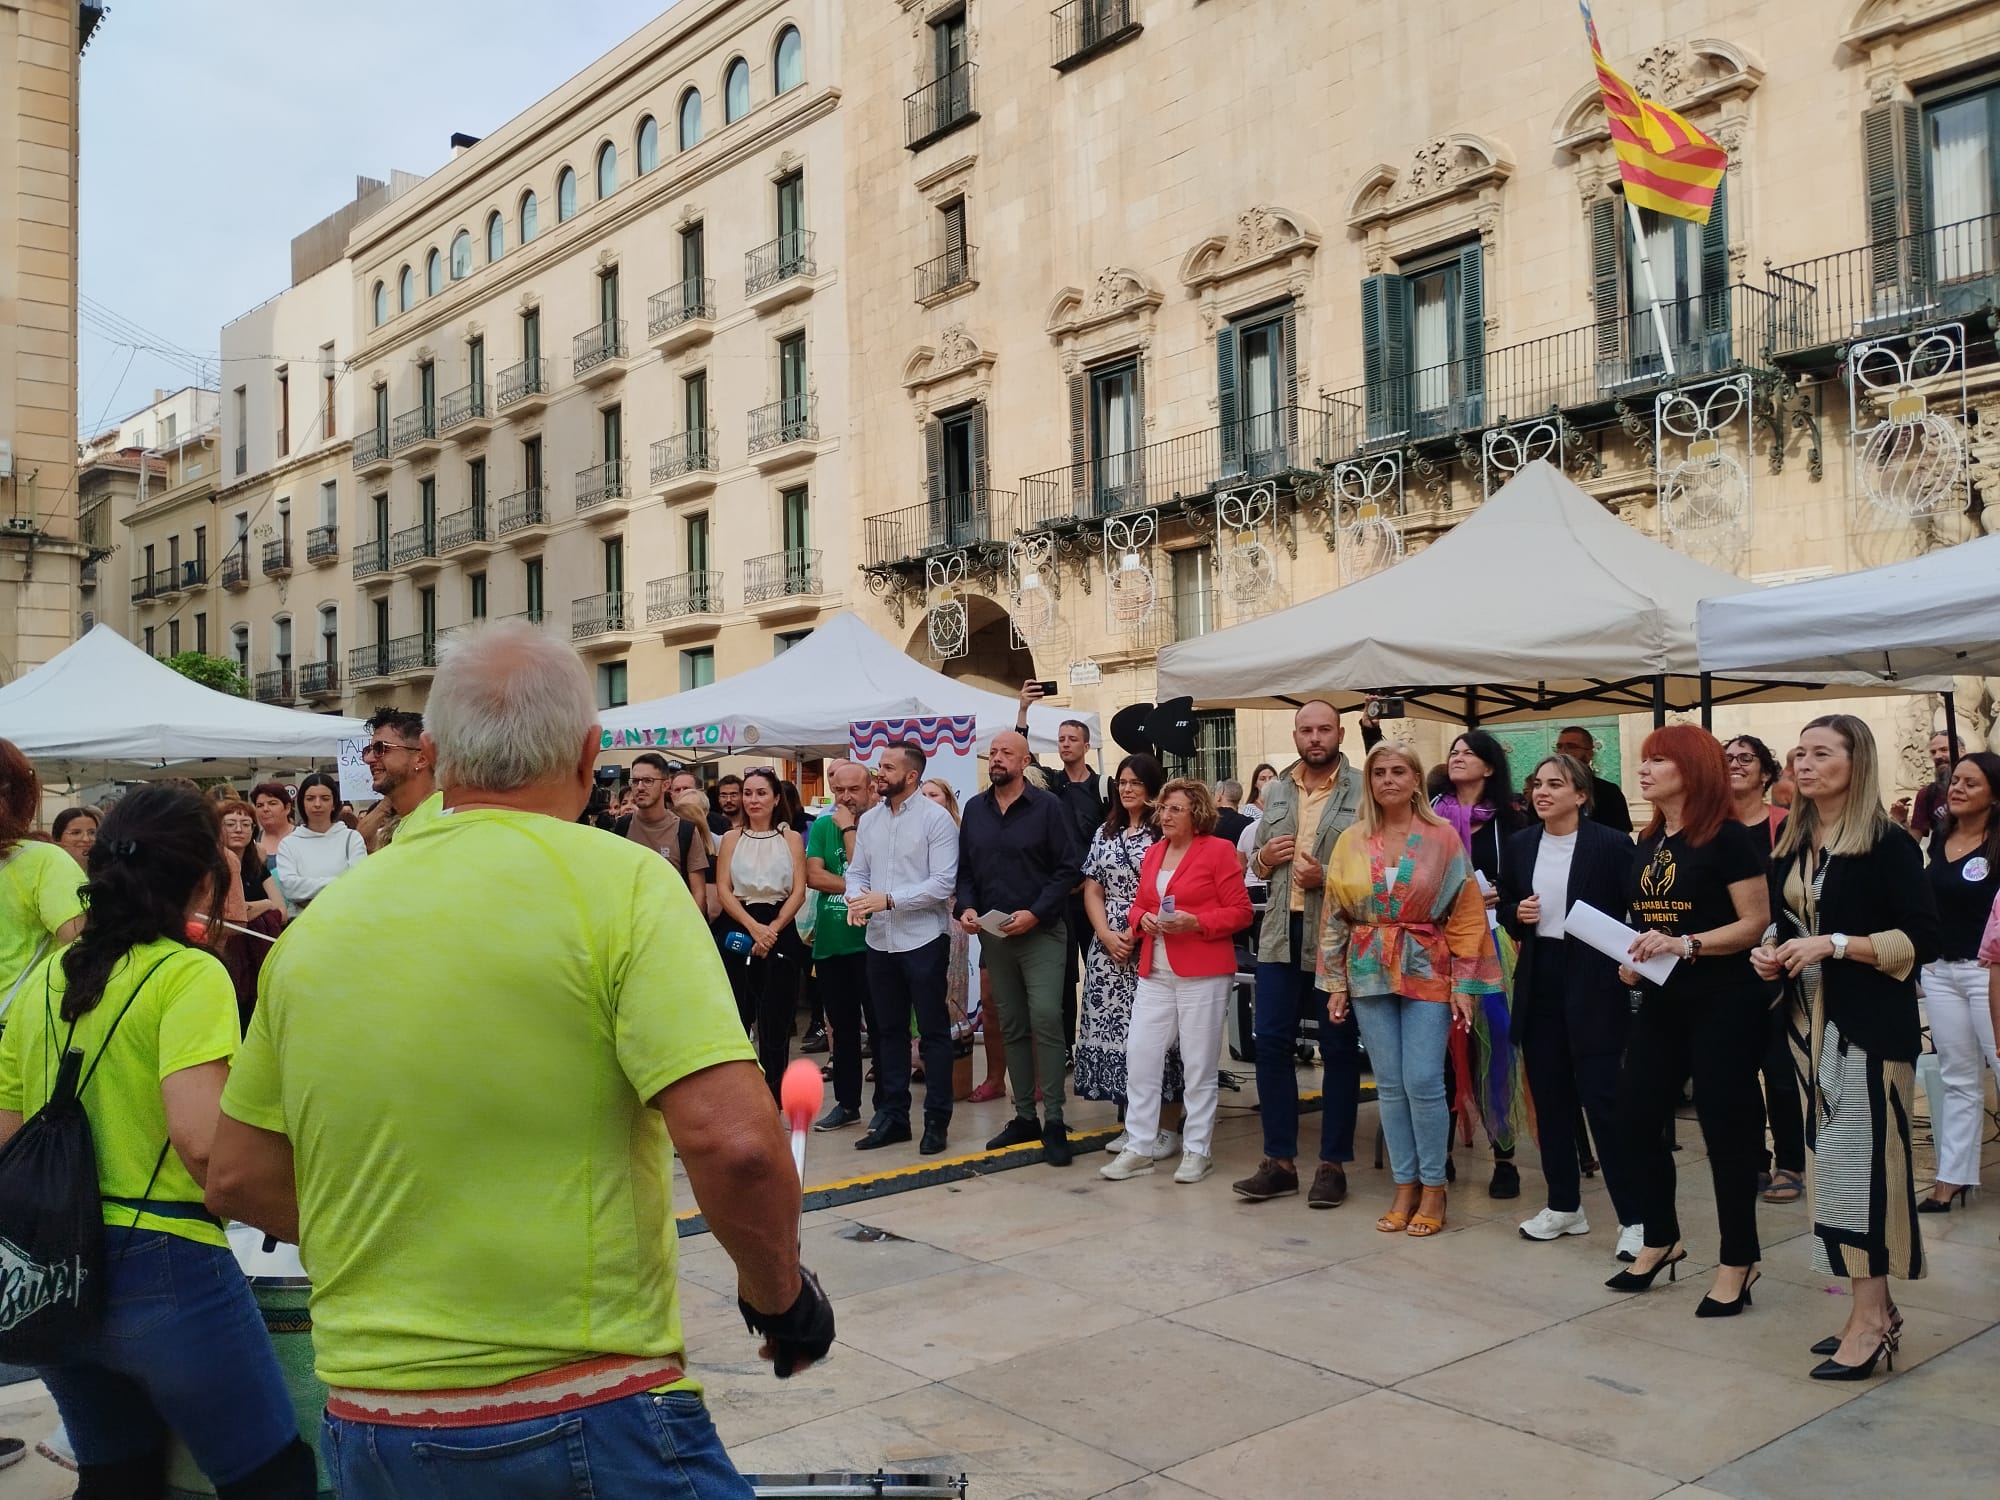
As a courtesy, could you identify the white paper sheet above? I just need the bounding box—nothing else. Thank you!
[977,909,1016,936]
[1565,900,1678,985]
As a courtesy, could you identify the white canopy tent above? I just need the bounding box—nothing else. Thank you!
[598,611,1094,757]
[1157,460,1918,723]
[0,625,365,782]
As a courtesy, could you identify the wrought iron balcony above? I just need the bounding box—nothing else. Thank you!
[646,570,722,623]
[647,280,716,339]
[571,591,634,641]
[352,429,391,469]
[254,668,295,704]
[153,565,182,596]
[1018,405,1346,530]
[438,382,490,433]
[390,406,437,453]
[744,547,823,605]
[234,443,247,476]
[261,538,291,576]
[306,525,338,564]
[747,394,818,454]
[575,460,628,512]
[573,320,628,378]
[864,490,1015,569]
[1766,209,2000,359]
[1053,0,1142,69]
[916,245,976,304]
[299,660,340,697]
[746,230,816,296]
[390,522,437,565]
[497,358,549,409]
[349,634,436,683]
[649,430,718,486]
[437,507,490,553]
[130,575,154,602]
[220,549,250,588]
[497,485,547,535]
[904,63,977,150]
[352,536,389,578]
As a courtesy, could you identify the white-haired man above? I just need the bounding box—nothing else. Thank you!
[207,619,828,1500]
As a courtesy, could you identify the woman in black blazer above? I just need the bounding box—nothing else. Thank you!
[1498,753,1643,1251]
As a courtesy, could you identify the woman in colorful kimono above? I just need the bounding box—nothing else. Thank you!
[1318,742,1503,1237]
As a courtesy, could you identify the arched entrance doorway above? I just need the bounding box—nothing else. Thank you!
[903,592,1035,694]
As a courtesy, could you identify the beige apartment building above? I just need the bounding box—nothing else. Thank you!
[342,0,850,719]
[0,0,94,679]
[840,0,2000,797]
[120,419,226,663]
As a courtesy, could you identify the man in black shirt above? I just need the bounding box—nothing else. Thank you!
[1556,726,1633,835]
[1016,685,1108,1055]
[1213,780,1252,847]
[958,730,1084,1165]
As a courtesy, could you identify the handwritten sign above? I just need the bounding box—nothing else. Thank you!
[336,737,381,804]
[600,722,757,752]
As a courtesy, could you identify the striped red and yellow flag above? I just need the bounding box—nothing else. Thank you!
[1581,2,1726,224]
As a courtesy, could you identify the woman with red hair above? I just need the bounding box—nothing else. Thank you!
[1607,725,1772,1317]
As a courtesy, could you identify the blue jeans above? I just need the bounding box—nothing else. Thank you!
[324,1389,752,1500]
[1352,995,1454,1187]
[866,934,954,1127]
[37,1226,302,1485]
[1253,914,1361,1163]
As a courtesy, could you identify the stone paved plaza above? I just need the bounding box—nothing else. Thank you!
[3,1082,1995,1499]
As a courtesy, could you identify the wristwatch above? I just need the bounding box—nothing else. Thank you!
[1015,722,1029,734]
[1830,932,1849,961]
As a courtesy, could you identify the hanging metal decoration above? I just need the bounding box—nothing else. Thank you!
[1330,453,1405,584]
[1849,324,1970,521]
[1654,376,1752,547]
[1102,513,1159,635]
[1215,482,1278,615]
[923,554,968,662]
[1480,417,1567,499]
[1007,534,1059,651]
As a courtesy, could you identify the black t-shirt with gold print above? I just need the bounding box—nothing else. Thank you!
[1627,819,1767,995]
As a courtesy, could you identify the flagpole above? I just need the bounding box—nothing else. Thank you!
[1624,196,1679,380]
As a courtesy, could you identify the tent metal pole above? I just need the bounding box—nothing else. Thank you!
[1942,690,1960,760]
[1699,673,1713,730]
[1464,686,1479,728]
[1652,675,1667,728]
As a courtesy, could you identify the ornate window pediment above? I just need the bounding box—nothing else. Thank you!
[1346,135,1512,233]
[1178,205,1319,293]
[903,324,996,394]
[1551,38,1763,151]
[1044,267,1163,343]
[1842,0,1997,46]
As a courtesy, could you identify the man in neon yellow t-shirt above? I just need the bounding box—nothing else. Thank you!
[208,620,830,1500]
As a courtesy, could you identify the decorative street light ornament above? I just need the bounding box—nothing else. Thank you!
[1849,325,1970,521]
[1007,534,1058,647]
[1102,513,1157,631]
[1655,376,1751,547]
[1481,418,1567,499]
[1331,454,1405,583]
[1216,482,1278,612]
[923,554,968,661]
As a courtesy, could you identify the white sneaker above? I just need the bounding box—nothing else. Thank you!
[1174,1151,1213,1184]
[1148,1129,1182,1159]
[1100,1148,1155,1181]
[1103,1131,1129,1155]
[1616,1224,1645,1262]
[1518,1207,1590,1241]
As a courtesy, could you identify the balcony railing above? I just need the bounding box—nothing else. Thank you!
[390,522,437,565]
[1766,209,2000,358]
[254,668,295,704]
[261,538,291,575]
[647,570,722,623]
[497,358,549,408]
[352,429,389,468]
[572,591,634,641]
[575,459,627,510]
[352,536,388,578]
[744,547,823,604]
[306,524,338,563]
[1018,405,1345,530]
[390,406,436,452]
[348,634,436,684]
[130,575,154,602]
[650,430,718,485]
[865,489,1016,568]
[904,63,977,149]
[916,245,976,302]
[220,549,249,587]
[153,566,180,595]
[438,382,489,432]
[438,507,489,553]
[1053,0,1141,68]
[746,230,817,295]
[234,443,247,476]
[573,320,628,376]
[497,486,547,534]
[648,280,716,337]
[748,394,818,453]
[299,660,339,697]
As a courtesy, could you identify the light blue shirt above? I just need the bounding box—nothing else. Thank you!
[845,792,960,953]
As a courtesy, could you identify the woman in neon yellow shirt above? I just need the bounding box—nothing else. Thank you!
[0,785,314,1498]
[0,740,86,1008]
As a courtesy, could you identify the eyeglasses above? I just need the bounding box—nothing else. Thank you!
[629,776,663,788]
[1723,752,1760,767]
[359,739,419,760]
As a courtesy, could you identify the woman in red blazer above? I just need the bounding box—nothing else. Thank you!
[1103,778,1254,1185]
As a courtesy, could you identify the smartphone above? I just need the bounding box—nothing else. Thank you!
[1366,695,1407,719]
[1032,680,1060,697]
[1161,895,1176,918]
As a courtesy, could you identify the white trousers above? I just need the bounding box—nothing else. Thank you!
[1922,959,2000,1186]
[1125,971,1232,1157]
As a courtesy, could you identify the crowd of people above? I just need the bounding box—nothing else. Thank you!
[2,634,1998,1496]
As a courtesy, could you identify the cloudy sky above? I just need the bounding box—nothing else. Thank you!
[77,0,677,432]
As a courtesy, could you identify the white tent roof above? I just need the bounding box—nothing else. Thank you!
[1697,535,2000,685]
[1157,459,1916,723]
[0,625,365,776]
[598,611,1095,757]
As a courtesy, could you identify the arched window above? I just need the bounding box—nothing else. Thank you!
[398,265,415,311]
[774,27,803,93]
[425,249,442,296]
[636,116,658,175]
[595,142,617,199]
[678,88,702,151]
[486,210,503,263]
[519,191,539,244]
[556,167,577,222]
[371,280,387,327]
[724,58,750,123]
[450,230,472,280]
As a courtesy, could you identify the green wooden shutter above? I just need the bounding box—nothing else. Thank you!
[1065,372,1087,519]
[1280,303,1301,462]
[968,402,990,542]
[924,416,945,547]
[1699,177,1732,367]
[1216,325,1241,474]
[1129,355,1148,506]
[1864,100,1928,304]
[1590,196,1624,386]
[1456,244,1485,429]
[1361,274,1412,442]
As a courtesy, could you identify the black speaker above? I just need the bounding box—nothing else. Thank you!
[1109,696,1200,760]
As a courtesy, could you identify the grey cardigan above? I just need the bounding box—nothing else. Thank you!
[1250,758,1364,968]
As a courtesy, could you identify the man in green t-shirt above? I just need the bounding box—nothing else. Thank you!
[206,619,830,1499]
[805,761,876,1131]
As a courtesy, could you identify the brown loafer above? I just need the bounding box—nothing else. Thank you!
[1308,1162,1348,1209]
[1231,1158,1300,1202]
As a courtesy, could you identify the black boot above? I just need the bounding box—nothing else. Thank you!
[215,1437,318,1500]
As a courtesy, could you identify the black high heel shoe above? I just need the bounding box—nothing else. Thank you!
[1811,1307,1901,1356]
[1695,1268,1760,1318]
[1604,1246,1687,1292]
[1810,1330,1898,1381]
[1917,1185,1971,1214]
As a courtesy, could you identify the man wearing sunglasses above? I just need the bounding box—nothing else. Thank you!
[355,708,438,852]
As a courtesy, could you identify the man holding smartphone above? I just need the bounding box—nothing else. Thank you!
[1017,682,1108,1057]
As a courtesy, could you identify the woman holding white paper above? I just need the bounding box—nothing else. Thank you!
[1497,754,1643,1252]
[1607,726,1771,1315]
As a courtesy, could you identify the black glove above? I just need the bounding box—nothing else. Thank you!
[739,1266,834,1378]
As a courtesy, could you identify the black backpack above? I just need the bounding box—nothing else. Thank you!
[0,952,173,1362]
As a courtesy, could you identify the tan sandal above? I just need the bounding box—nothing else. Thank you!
[1408,1186,1447,1238]
[1377,1184,1420,1233]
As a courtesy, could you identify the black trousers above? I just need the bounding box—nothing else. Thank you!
[1061,894,1091,1049]
[867,935,955,1128]
[724,901,803,1102]
[817,949,878,1115]
[1758,994,1806,1175]
[1616,982,1767,1265]
[1520,940,1639,1223]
